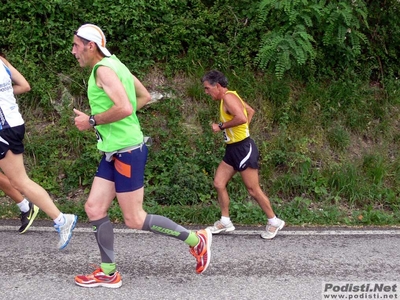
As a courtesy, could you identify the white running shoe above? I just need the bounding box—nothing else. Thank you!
[207,220,235,234]
[54,214,78,249]
[260,218,285,240]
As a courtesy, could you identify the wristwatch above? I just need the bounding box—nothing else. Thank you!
[218,122,224,130]
[89,115,97,127]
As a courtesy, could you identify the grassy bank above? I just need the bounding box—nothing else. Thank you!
[0,68,399,227]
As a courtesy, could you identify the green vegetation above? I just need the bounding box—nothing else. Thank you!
[0,0,399,227]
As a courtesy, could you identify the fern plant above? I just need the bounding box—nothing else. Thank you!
[322,2,368,55]
[257,0,323,79]
[256,25,316,79]
[257,0,369,80]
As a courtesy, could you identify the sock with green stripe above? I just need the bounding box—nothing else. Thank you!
[92,216,116,275]
[101,262,117,275]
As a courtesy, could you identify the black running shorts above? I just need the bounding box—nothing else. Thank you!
[0,125,25,159]
[222,137,259,171]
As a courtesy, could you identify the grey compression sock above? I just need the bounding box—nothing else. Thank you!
[142,214,190,241]
[92,216,114,263]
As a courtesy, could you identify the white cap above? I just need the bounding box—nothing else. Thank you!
[75,24,111,57]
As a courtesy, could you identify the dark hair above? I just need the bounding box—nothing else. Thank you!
[201,70,228,88]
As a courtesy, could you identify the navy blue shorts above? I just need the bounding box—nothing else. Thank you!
[0,125,25,159]
[223,137,259,171]
[96,144,148,193]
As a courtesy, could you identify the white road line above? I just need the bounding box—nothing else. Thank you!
[2,226,400,236]
[271,230,400,236]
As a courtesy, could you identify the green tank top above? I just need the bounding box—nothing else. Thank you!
[88,55,143,152]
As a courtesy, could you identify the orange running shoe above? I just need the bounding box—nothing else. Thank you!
[189,228,212,274]
[75,268,122,288]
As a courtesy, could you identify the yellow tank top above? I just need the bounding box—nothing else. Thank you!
[220,91,250,144]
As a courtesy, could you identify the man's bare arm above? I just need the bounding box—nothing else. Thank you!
[0,57,31,95]
[132,75,151,111]
[243,101,255,124]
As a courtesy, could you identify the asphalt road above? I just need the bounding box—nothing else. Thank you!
[1,220,400,300]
